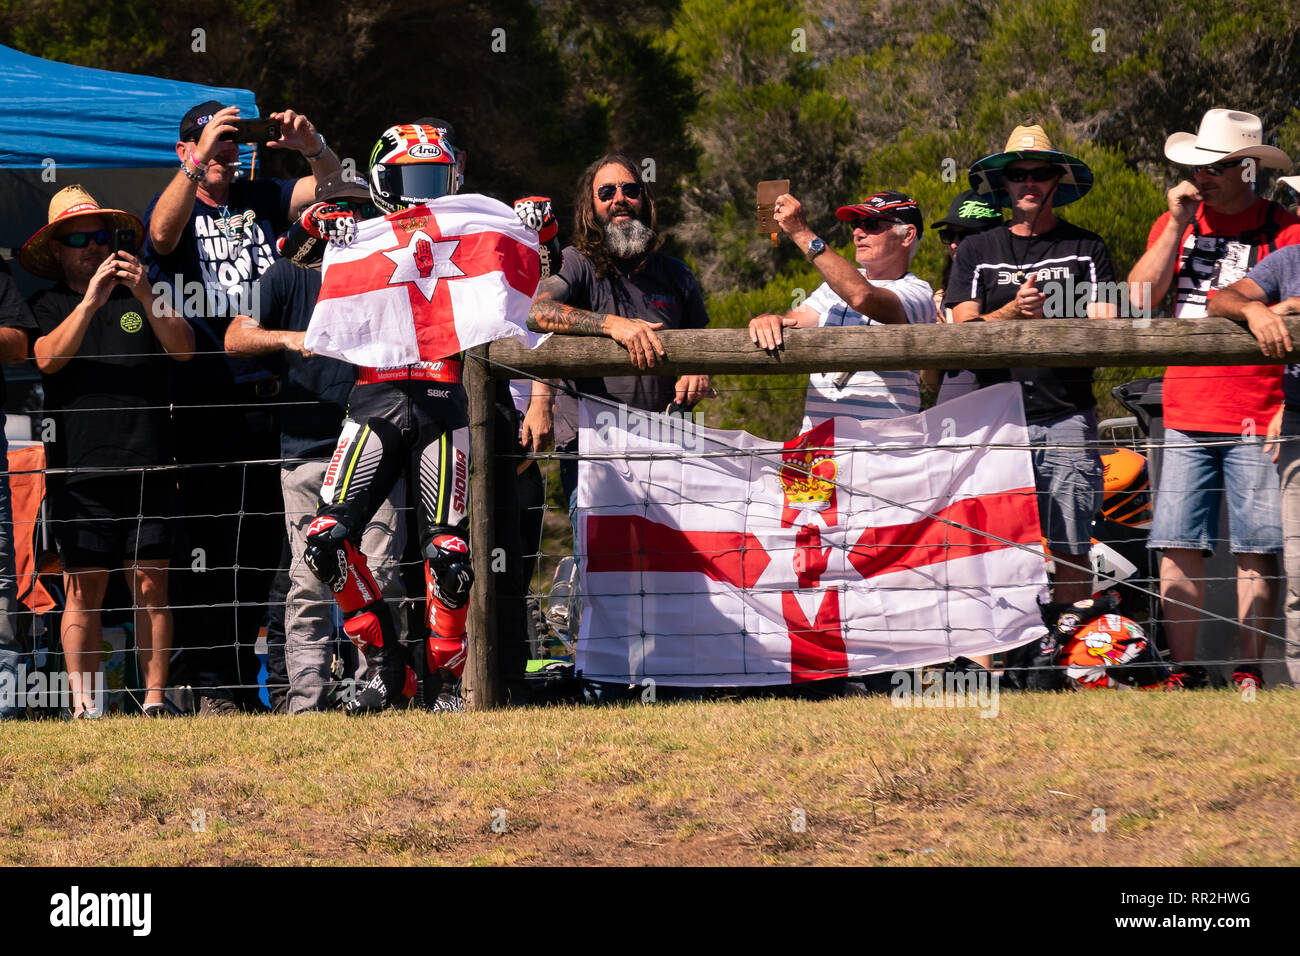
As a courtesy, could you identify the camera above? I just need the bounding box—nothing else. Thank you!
[220,118,282,145]
[112,228,136,254]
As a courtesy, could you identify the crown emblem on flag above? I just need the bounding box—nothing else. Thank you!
[779,449,837,510]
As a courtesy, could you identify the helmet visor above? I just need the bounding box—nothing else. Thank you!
[374,163,457,208]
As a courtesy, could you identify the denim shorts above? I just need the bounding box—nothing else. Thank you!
[1148,427,1283,554]
[1028,410,1103,556]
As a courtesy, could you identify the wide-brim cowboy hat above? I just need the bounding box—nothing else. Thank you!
[1279,175,1300,195]
[1164,109,1290,169]
[20,185,144,280]
[969,123,1093,208]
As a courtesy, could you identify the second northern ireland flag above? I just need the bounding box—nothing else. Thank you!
[576,383,1049,685]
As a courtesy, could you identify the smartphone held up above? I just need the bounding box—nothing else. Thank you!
[111,227,136,255]
[221,118,281,145]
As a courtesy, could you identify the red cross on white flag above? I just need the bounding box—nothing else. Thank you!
[305,194,542,367]
[576,383,1049,686]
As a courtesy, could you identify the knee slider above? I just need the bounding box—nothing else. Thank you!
[343,606,395,652]
[427,635,467,679]
[424,533,474,612]
[305,515,382,614]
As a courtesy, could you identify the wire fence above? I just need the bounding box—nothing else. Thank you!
[2,355,1297,715]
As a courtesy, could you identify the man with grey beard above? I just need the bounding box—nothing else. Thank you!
[527,152,712,507]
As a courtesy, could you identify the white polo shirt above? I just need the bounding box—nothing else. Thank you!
[800,271,936,432]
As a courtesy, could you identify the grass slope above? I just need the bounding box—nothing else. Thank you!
[2,690,1296,866]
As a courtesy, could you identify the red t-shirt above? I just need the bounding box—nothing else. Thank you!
[1155,198,1300,433]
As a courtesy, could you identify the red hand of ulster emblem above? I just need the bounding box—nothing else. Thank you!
[413,237,434,278]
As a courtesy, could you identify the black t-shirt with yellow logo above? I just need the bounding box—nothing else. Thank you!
[28,283,172,484]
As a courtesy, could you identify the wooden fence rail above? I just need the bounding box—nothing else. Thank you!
[485,315,1300,377]
[462,316,1299,708]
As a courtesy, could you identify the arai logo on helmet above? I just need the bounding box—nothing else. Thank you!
[407,143,443,160]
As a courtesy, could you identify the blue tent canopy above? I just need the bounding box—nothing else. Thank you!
[0,43,258,168]
[0,45,264,271]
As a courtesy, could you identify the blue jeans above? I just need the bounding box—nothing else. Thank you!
[0,426,21,717]
[1148,427,1283,554]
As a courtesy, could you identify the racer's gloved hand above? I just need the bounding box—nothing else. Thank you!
[277,222,323,266]
[513,196,557,241]
[299,201,358,247]
[514,195,562,280]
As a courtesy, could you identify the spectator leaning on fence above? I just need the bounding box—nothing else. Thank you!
[748,190,936,431]
[947,123,1117,607]
[0,259,38,720]
[1205,244,1300,688]
[224,174,409,713]
[141,101,340,714]
[1126,109,1300,690]
[20,186,195,717]
[527,152,713,509]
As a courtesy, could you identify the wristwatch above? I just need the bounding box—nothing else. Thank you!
[303,133,327,161]
[805,237,827,262]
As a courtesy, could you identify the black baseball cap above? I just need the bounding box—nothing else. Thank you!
[931,189,1002,231]
[835,191,924,236]
[180,100,227,142]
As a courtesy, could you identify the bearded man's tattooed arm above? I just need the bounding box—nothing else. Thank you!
[527,275,667,369]
[527,276,608,335]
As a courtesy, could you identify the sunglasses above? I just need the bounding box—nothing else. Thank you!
[55,230,111,248]
[850,217,901,233]
[1192,159,1246,177]
[596,181,643,202]
[1003,166,1063,183]
[939,229,978,244]
[330,198,379,218]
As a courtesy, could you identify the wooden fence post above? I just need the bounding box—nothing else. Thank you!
[464,344,500,709]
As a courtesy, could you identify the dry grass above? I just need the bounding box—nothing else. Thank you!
[1,689,1297,866]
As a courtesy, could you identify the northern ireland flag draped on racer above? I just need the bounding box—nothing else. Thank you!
[576,383,1049,686]
[304,194,541,367]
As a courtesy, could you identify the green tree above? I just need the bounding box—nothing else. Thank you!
[0,0,697,222]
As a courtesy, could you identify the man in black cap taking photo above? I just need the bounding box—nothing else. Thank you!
[141,100,341,713]
[146,101,341,305]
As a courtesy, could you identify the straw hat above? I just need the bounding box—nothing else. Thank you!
[19,185,144,280]
[1163,109,1290,169]
[968,123,1093,208]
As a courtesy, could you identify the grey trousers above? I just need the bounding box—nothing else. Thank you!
[1277,411,1300,687]
[281,460,407,713]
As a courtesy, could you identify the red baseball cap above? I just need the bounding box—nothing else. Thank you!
[835,191,924,236]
